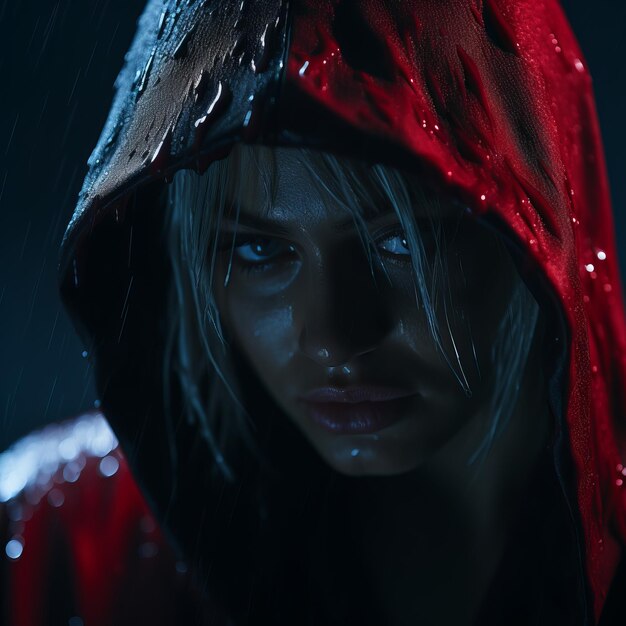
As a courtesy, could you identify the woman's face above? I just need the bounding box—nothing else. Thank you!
[214,148,522,476]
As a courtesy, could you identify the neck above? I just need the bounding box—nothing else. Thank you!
[317,331,552,625]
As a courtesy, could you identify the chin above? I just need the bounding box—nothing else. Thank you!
[319,441,425,477]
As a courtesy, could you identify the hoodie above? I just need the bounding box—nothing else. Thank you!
[2,1,625,624]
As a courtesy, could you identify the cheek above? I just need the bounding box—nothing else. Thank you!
[222,292,298,372]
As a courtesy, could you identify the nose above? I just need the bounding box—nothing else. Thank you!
[297,246,392,367]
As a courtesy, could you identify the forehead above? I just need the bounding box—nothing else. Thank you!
[224,146,458,226]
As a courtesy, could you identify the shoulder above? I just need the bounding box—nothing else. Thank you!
[0,411,120,504]
[0,413,196,626]
[0,412,148,531]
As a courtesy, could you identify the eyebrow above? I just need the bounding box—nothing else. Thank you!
[220,206,397,234]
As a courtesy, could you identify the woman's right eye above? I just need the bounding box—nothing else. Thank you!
[233,238,297,268]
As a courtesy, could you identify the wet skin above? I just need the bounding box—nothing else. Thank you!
[215,148,526,476]
[213,148,551,624]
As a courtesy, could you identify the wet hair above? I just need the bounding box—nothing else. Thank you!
[165,144,539,477]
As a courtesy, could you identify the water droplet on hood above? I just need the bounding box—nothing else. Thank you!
[157,8,169,39]
[173,24,196,60]
[195,81,225,128]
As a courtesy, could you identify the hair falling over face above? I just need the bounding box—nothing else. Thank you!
[165,144,540,480]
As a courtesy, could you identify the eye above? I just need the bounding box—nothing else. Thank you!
[377,232,411,256]
[233,237,296,265]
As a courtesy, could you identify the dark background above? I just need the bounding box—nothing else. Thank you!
[0,1,624,451]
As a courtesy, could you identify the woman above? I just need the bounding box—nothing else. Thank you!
[2,0,625,624]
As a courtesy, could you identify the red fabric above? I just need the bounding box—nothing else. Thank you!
[286,0,626,620]
[6,452,181,626]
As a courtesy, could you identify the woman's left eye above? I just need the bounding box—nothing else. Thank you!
[377,233,411,256]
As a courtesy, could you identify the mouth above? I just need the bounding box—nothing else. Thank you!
[298,386,417,435]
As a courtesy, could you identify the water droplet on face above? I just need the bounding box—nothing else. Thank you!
[99,456,119,478]
[5,538,23,560]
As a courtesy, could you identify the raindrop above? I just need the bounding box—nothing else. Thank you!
[585,263,595,273]
[157,9,169,39]
[151,125,174,169]
[173,25,197,60]
[5,538,23,560]
[351,449,360,457]
[194,81,226,128]
[63,462,81,483]
[81,350,88,358]
[137,48,157,98]
[94,399,101,409]
[58,438,79,461]
[68,617,84,626]
[574,58,585,73]
[299,60,309,77]
[176,561,188,574]
[596,250,607,261]
[139,542,159,558]
[99,456,119,478]
[47,489,64,508]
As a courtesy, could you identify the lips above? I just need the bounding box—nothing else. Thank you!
[299,386,417,434]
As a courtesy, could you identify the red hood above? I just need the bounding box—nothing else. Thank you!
[59,1,626,620]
